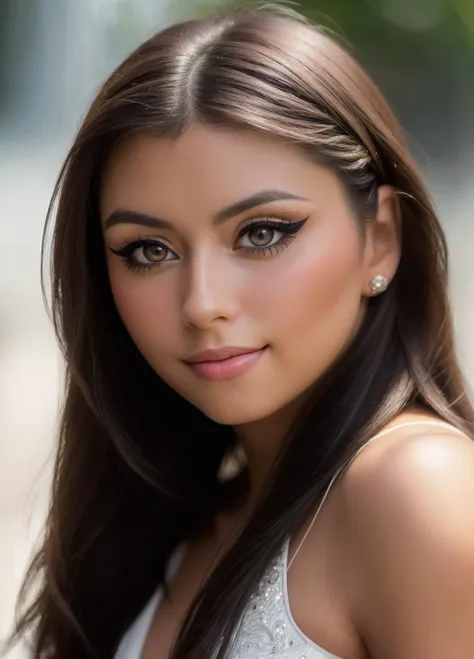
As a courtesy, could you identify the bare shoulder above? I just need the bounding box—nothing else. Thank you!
[338,423,474,659]
[341,423,474,526]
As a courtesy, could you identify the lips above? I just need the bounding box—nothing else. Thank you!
[185,346,264,363]
[183,346,268,381]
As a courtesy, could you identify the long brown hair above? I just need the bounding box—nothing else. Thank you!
[10,3,474,658]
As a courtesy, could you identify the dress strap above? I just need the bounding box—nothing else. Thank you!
[287,420,468,570]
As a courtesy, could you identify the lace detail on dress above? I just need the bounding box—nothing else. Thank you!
[229,541,339,659]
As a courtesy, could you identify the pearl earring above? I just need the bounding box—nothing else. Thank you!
[370,274,389,294]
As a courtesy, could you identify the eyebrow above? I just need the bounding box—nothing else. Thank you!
[213,189,309,224]
[103,189,309,231]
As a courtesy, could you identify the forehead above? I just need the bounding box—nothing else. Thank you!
[100,123,335,219]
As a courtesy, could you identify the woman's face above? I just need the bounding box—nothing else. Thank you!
[101,124,396,425]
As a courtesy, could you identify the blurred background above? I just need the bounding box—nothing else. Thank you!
[1,0,473,656]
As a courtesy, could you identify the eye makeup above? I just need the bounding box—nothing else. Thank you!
[108,215,309,272]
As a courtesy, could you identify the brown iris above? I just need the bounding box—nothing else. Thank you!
[142,244,167,262]
[248,227,274,247]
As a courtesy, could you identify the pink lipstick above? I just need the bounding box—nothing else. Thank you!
[184,346,267,381]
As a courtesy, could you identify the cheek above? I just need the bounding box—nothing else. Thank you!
[108,268,180,356]
[245,234,364,354]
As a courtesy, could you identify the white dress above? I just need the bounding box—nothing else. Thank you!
[115,420,466,659]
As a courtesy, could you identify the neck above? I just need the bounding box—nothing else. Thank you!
[234,397,304,508]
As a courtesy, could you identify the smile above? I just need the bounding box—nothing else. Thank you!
[184,346,268,381]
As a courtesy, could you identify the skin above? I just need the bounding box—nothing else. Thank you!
[100,124,474,658]
[101,123,400,497]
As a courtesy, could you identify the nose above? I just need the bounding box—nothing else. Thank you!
[181,252,238,330]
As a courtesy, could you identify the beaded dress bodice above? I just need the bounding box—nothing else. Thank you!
[115,538,340,659]
[227,538,340,659]
[115,420,465,659]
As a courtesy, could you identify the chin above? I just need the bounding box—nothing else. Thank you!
[191,395,285,426]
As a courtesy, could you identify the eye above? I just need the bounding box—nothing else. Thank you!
[109,239,177,271]
[134,243,169,265]
[239,225,281,249]
[235,216,309,255]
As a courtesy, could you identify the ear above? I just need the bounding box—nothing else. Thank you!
[361,185,402,297]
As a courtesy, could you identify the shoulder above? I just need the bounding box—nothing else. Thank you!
[341,424,474,533]
[339,424,474,658]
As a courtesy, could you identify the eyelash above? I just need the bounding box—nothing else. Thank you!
[109,216,309,272]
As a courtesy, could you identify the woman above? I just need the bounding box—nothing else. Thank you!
[10,3,474,658]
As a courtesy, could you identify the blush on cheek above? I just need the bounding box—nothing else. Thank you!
[246,236,364,384]
[302,240,363,327]
[108,270,180,358]
[300,253,364,365]
[244,235,362,324]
